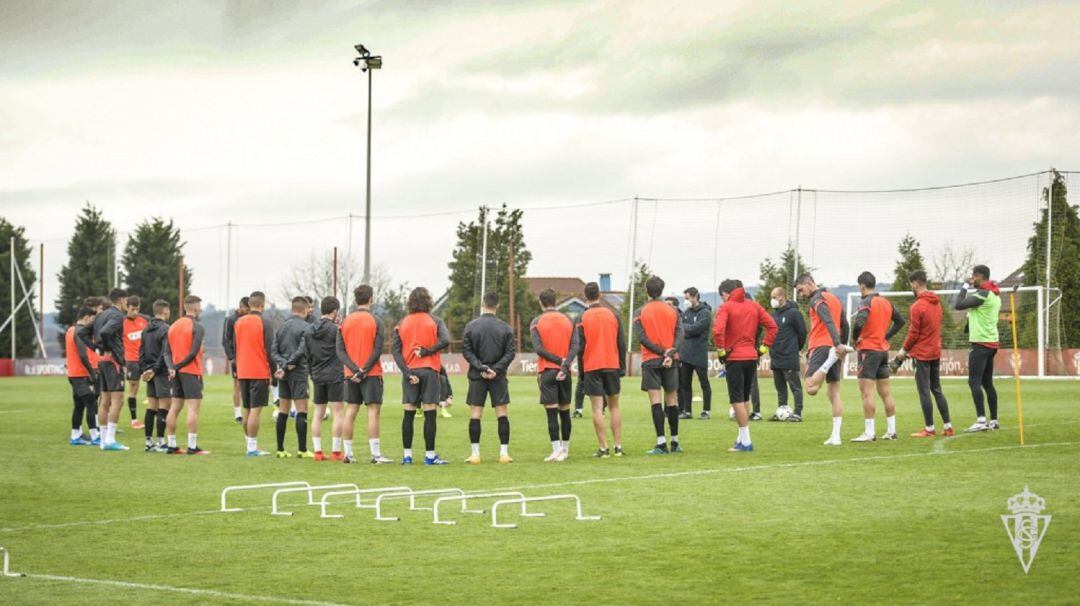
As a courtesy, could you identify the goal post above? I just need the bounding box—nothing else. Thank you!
[842,286,1058,379]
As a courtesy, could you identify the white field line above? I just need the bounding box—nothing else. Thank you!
[931,420,1080,454]
[4,440,1077,535]
[15,573,348,606]
[0,409,34,414]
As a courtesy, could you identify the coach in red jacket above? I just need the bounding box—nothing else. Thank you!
[713,279,777,452]
[895,270,953,437]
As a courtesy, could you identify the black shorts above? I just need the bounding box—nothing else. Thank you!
[279,378,309,400]
[345,376,383,405]
[402,368,441,405]
[806,346,841,383]
[69,376,95,398]
[172,372,204,400]
[125,361,141,381]
[537,369,572,405]
[640,363,678,392]
[439,373,453,402]
[313,381,345,405]
[583,370,621,397]
[150,373,174,400]
[857,350,890,380]
[467,376,510,407]
[724,360,757,404]
[239,378,270,409]
[98,360,124,392]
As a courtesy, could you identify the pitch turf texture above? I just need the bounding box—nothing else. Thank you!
[1,375,1077,605]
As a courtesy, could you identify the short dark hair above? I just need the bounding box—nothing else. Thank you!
[239,296,250,309]
[407,287,433,313]
[664,296,680,308]
[109,288,127,303]
[82,296,101,309]
[645,275,664,298]
[152,299,170,315]
[973,264,990,280]
[354,284,373,306]
[184,295,201,305]
[795,273,815,287]
[857,271,876,288]
[683,286,699,299]
[126,295,141,309]
[538,288,557,308]
[733,279,743,289]
[291,296,308,312]
[482,292,499,309]
[249,291,266,308]
[304,296,315,305]
[321,296,341,315]
[718,279,738,294]
[908,270,927,285]
[77,306,95,320]
[583,282,601,302]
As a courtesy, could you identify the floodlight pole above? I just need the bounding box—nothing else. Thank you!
[363,66,373,285]
[9,236,14,359]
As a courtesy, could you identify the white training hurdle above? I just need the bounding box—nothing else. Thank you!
[431,492,543,525]
[319,486,412,519]
[271,484,359,516]
[490,494,601,529]
[1,546,24,577]
[373,488,466,521]
[220,481,311,512]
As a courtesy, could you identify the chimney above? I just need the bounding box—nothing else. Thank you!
[599,273,611,292]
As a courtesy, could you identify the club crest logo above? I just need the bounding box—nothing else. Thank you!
[1001,486,1050,573]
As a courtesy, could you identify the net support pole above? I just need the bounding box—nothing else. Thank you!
[1043,168,1052,378]
[1009,286,1025,445]
[333,246,339,302]
[38,243,44,348]
[480,206,488,314]
[178,256,185,317]
[225,222,232,310]
[792,187,802,294]
[345,213,353,300]
[625,197,640,375]
[9,236,14,359]
[508,237,518,345]
[1036,286,1045,378]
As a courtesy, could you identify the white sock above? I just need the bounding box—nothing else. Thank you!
[926,425,935,432]
[831,417,842,439]
[90,428,100,440]
[167,434,177,448]
[332,437,342,452]
[107,422,117,444]
[344,439,354,457]
[671,434,679,444]
[233,405,241,417]
[471,443,481,457]
[738,425,751,445]
[944,422,953,429]
[656,435,667,446]
[403,448,413,459]
[865,418,875,434]
[246,436,256,451]
[425,450,435,459]
[551,441,561,453]
[499,444,509,457]
[977,416,986,423]
[312,437,322,452]
[369,438,379,456]
[886,416,896,434]
[820,348,839,372]
[188,433,197,450]
[71,428,82,440]
[561,440,569,452]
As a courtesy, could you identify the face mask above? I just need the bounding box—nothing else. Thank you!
[770,298,781,309]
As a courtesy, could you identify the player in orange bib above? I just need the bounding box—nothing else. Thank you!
[391,287,451,465]
[531,288,575,461]
[122,295,149,430]
[163,295,209,455]
[850,272,905,442]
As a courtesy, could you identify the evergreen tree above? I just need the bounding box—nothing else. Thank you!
[56,204,115,328]
[1021,170,1080,348]
[0,217,40,356]
[756,246,813,307]
[445,205,537,349]
[888,234,927,349]
[121,218,191,309]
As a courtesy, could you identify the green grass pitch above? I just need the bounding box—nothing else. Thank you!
[1,375,1077,605]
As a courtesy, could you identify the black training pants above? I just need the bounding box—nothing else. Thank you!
[772,368,803,414]
[678,363,712,413]
[914,359,950,427]
[968,345,998,420]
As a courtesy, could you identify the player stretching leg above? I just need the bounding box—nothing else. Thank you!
[462,292,517,464]
[850,272,905,442]
[713,279,777,452]
[93,288,130,451]
[794,274,853,445]
[338,285,391,464]
[563,282,626,459]
[163,295,209,455]
[531,288,575,461]
[139,300,172,451]
[122,295,149,430]
[273,297,312,458]
[635,276,685,455]
[235,291,276,456]
[954,264,1002,433]
[392,287,451,465]
[66,307,98,445]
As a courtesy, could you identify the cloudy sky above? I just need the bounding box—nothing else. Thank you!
[2,0,1079,310]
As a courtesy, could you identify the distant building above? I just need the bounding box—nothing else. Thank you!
[525,273,624,319]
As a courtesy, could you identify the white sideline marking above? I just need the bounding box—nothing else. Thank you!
[932,420,1080,454]
[17,573,348,606]
[0,409,33,414]
[3,440,1077,534]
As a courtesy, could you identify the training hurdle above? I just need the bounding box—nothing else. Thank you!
[271,484,359,516]
[220,481,311,512]
[431,492,543,525]
[319,486,412,519]
[373,488,466,521]
[1,546,24,577]
[490,494,601,529]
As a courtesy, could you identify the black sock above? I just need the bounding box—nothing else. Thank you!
[666,406,679,442]
[650,403,665,437]
[295,412,308,452]
[558,408,572,441]
[497,415,510,446]
[71,397,86,434]
[402,409,416,449]
[469,418,482,444]
[423,409,437,451]
[127,396,137,420]
[85,398,99,430]
[143,409,155,439]
[276,412,288,451]
[155,408,168,439]
[545,408,559,442]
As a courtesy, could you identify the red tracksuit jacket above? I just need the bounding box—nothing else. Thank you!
[902,290,943,361]
[712,288,777,361]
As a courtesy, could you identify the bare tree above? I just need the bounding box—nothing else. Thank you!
[280,251,361,303]
[930,242,977,289]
